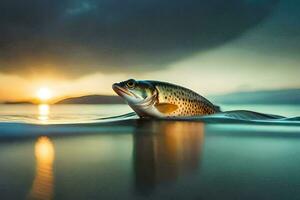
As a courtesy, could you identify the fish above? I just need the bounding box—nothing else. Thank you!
[112,79,220,118]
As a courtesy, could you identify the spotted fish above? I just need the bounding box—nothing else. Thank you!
[112,79,220,118]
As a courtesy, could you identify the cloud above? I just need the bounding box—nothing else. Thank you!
[0,0,278,77]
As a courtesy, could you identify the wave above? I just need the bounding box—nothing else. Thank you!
[0,110,299,138]
[173,110,300,124]
[94,110,299,125]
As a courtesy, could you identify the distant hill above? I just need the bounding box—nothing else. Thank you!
[3,101,34,105]
[210,89,300,105]
[55,95,125,104]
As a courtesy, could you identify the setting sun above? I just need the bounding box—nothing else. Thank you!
[36,87,52,101]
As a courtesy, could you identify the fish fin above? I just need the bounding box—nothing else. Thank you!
[155,103,178,114]
[214,105,221,112]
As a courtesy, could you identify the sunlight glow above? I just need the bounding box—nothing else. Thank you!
[38,104,50,122]
[35,136,54,163]
[29,136,54,200]
[37,87,52,101]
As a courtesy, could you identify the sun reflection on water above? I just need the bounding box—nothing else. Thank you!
[29,136,55,200]
[38,104,50,123]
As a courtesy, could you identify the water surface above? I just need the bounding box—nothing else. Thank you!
[0,104,299,200]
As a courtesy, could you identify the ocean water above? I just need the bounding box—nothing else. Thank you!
[0,104,299,124]
[0,104,299,200]
[0,104,133,124]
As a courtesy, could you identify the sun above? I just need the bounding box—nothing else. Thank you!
[36,87,52,101]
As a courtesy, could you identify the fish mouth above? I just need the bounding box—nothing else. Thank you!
[112,83,133,97]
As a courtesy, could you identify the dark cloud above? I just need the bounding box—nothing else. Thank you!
[0,0,278,77]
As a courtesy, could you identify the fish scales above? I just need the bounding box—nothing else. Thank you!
[153,81,216,116]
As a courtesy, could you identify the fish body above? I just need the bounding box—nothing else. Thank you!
[113,79,219,118]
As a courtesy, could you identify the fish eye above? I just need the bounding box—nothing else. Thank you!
[126,79,136,88]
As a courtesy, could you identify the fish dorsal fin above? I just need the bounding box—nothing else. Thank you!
[155,103,178,114]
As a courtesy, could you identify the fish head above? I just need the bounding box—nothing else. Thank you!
[112,79,157,105]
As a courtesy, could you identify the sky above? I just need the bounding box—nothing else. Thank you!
[0,0,299,102]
